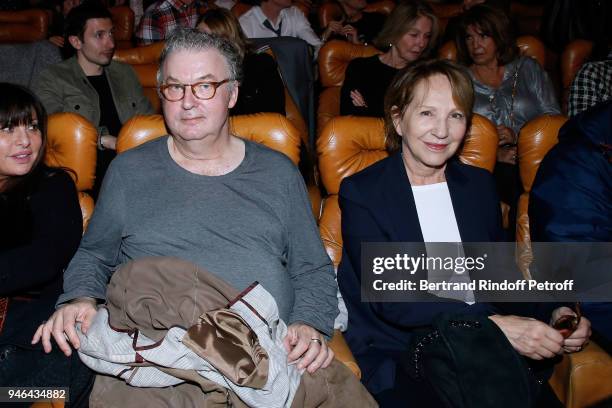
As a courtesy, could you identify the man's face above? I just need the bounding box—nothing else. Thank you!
[161,48,238,143]
[73,18,115,68]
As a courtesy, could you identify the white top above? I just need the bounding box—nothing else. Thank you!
[239,6,322,52]
[412,182,461,242]
[412,182,474,303]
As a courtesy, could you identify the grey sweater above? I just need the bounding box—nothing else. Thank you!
[58,137,338,336]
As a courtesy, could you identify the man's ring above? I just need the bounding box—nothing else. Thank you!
[310,338,322,346]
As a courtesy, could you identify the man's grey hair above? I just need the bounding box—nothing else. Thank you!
[156,28,243,88]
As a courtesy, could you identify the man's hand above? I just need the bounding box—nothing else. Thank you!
[551,306,591,353]
[489,314,564,360]
[31,297,97,357]
[283,323,334,373]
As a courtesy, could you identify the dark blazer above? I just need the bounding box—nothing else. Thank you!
[337,153,505,395]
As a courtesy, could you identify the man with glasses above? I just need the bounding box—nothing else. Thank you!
[33,28,338,389]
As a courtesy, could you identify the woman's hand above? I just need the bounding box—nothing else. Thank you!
[489,314,564,360]
[551,306,591,353]
[341,25,360,44]
[31,297,97,357]
[283,323,334,373]
[497,144,517,165]
[322,21,343,42]
[496,125,516,146]
[350,89,368,108]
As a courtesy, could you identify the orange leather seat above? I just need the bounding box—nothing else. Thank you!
[560,39,594,114]
[317,40,380,135]
[113,42,164,113]
[0,9,49,43]
[516,114,567,277]
[516,114,612,408]
[46,112,97,231]
[117,113,301,164]
[439,35,547,68]
[110,6,134,49]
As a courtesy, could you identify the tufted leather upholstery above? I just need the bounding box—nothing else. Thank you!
[45,112,97,231]
[317,40,380,134]
[113,42,164,113]
[316,114,497,266]
[110,6,134,49]
[439,35,547,68]
[560,39,594,114]
[318,0,394,30]
[0,9,49,43]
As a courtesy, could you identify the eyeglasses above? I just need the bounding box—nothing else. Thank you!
[159,79,230,102]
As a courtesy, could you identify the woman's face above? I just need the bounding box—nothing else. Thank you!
[465,24,497,66]
[394,16,433,65]
[392,74,467,174]
[0,112,42,187]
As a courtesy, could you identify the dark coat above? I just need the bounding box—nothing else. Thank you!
[530,100,612,243]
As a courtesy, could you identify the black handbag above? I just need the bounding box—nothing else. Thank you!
[405,313,542,408]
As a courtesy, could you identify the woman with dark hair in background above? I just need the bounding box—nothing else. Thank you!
[340,0,438,117]
[454,5,560,238]
[197,8,285,116]
[0,83,93,406]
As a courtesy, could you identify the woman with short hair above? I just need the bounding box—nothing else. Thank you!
[337,59,588,406]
